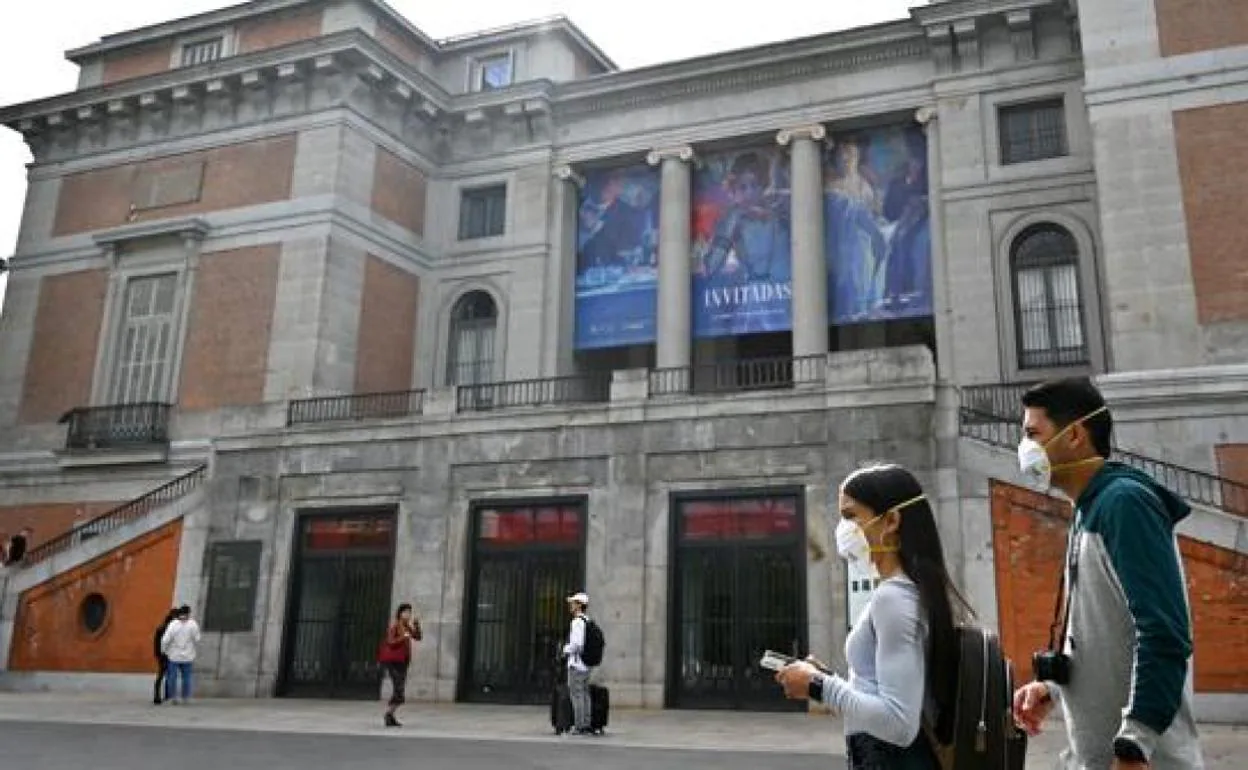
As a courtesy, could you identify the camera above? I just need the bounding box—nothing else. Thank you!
[1032,650,1071,685]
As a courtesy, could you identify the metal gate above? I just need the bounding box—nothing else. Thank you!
[279,510,395,699]
[668,491,807,710]
[460,499,584,704]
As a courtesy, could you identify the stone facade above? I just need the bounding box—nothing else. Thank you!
[0,0,1245,712]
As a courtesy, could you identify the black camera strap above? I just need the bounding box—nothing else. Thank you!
[1047,517,1083,653]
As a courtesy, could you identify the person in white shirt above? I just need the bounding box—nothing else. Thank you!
[562,592,593,734]
[160,605,202,705]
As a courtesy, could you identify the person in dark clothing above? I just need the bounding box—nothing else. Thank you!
[153,608,178,705]
[5,527,31,566]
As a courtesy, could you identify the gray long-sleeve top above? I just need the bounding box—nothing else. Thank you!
[818,576,927,747]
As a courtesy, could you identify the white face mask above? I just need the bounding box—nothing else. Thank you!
[1017,438,1052,487]
[835,517,876,577]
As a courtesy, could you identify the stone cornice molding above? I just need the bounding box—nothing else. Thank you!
[93,217,210,248]
[776,124,827,147]
[910,0,1056,28]
[645,145,695,167]
[554,21,926,117]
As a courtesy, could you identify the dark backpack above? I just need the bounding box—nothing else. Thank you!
[925,626,1027,770]
[580,616,605,667]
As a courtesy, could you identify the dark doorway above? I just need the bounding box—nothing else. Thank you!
[460,499,585,705]
[279,509,396,699]
[668,490,807,711]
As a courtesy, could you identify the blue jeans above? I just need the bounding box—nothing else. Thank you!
[165,661,193,701]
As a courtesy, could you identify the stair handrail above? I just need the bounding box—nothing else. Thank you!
[957,384,1248,518]
[21,464,209,568]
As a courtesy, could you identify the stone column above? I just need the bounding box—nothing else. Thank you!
[544,165,583,377]
[916,106,954,381]
[777,125,829,359]
[646,146,695,370]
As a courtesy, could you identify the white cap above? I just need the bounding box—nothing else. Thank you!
[567,592,589,605]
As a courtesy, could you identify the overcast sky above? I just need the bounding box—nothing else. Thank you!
[0,0,924,309]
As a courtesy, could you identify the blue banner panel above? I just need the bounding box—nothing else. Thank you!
[574,165,661,350]
[825,124,933,325]
[691,146,792,338]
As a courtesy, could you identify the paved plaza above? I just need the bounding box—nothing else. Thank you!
[0,693,1244,768]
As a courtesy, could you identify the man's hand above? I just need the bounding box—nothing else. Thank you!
[1012,681,1055,736]
[775,661,819,701]
[1110,759,1149,770]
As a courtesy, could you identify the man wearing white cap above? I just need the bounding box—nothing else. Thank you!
[563,591,594,734]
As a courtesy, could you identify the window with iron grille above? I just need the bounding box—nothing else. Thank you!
[458,185,507,240]
[1011,225,1088,370]
[447,291,498,386]
[180,37,224,67]
[999,99,1068,165]
[110,273,178,404]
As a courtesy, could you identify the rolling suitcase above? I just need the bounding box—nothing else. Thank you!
[551,680,609,735]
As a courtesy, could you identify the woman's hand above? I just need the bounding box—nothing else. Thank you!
[775,661,820,700]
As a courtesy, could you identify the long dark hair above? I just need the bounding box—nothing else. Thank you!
[394,603,412,620]
[842,463,972,742]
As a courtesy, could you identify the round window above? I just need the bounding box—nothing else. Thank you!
[80,593,109,634]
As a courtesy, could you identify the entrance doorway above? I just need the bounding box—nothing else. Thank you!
[279,509,395,699]
[460,499,585,705]
[668,490,807,710]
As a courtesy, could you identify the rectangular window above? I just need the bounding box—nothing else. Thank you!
[999,99,1068,165]
[471,53,513,92]
[110,273,178,404]
[181,37,224,67]
[458,185,507,240]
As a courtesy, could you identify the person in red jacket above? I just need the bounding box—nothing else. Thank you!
[378,603,421,727]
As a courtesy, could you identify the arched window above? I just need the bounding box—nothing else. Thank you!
[447,291,498,386]
[1011,224,1088,369]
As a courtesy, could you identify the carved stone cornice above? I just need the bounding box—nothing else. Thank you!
[911,0,1063,72]
[555,22,927,117]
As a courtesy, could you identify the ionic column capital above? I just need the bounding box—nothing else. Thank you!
[646,145,696,167]
[776,124,827,147]
[915,106,939,129]
[553,165,585,189]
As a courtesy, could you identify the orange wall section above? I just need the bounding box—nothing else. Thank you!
[9,520,183,673]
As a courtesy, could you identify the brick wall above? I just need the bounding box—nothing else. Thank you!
[53,134,297,237]
[1173,101,1248,325]
[178,245,281,411]
[100,43,174,85]
[991,480,1248,692]
[375,20,429,69]
[355,255,420,394]
[1216,444,1248,516]
[9,520,182,673]
[237,6,324,54]
[0,502,121,553]
[1156,0,1248,57]
[371,148,427,236]
[19,269,108,424]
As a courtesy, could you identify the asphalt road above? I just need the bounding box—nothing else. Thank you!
[0,720,838,770]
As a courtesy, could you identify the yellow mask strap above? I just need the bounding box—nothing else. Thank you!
[866,495,926,553]
[1046,405,1109,448]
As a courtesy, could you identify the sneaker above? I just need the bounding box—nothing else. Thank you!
[384,713,401,728]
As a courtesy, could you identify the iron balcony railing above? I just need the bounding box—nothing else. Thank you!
[22,464,208,567]
[287,390,426,426]
[649,355,826,397]
[456,373,612,413]
[59,402,172,450]
[957,383,1248,518]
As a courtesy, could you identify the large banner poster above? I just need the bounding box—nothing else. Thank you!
[573,165,661,350]
[692,147,792,338]
[825,125,933,325]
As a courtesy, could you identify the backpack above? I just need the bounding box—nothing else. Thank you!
[580,616,605,667]
[925,626,1028,770]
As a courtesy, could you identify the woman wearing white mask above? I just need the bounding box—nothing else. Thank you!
[777,463,972,770]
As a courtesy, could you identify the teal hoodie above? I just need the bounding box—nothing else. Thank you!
[1053,462,1204,769]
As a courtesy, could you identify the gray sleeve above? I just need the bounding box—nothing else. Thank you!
[820,582,926,746]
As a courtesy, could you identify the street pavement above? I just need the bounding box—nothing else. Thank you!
[0,693,1243,768]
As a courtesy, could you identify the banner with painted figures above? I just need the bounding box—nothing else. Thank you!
[692,146,793,338]
[573,165,661,350]
[824,124,933,324]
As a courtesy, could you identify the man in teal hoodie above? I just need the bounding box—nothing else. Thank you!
[1012,378,1204,770]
